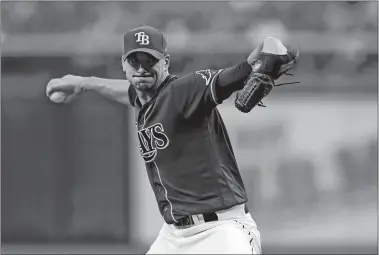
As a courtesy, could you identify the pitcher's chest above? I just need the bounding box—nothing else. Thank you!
[134,99,179,163]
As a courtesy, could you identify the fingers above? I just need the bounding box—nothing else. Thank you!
[46,75,85,104]
[45,75,80,98]
[46,78,68,97]
[46,78,61,97]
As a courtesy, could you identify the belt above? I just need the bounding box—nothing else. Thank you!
[173,203,249,227]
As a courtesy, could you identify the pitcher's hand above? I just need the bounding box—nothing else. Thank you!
[46,75,86,103]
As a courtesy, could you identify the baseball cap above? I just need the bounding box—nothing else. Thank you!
[123,25,167,60]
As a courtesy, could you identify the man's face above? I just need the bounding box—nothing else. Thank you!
[122,52,168,91]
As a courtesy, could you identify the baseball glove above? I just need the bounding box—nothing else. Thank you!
[235,37,299,113]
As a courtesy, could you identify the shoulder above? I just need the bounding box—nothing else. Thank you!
[193,69,223,86]
[170,69,223,88]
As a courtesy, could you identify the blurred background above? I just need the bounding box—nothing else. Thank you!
[1,1,378,254]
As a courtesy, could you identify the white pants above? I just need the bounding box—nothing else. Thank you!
[147,204,262,254]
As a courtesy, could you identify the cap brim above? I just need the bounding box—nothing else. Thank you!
[125,48,165,60]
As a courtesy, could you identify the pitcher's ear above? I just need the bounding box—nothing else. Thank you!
[164,54,170,68]
[121,56,127,71]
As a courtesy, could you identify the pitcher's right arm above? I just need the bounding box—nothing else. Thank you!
[46,75,132,106]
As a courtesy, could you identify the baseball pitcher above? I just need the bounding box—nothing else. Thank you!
[46,25,299,254]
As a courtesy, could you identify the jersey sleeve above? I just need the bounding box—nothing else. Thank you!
[171,69,224,118]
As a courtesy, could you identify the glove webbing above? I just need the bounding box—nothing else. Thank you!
[258,73,300,107]
[235,73,273,113]
[235,73,300,112]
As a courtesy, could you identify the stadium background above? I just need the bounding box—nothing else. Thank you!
[1,1,377,254]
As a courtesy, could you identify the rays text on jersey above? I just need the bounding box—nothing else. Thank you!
[137,123,170,162]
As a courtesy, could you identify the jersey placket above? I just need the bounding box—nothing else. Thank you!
[136,92,177,223]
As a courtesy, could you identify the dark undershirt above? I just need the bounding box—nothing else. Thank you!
[215,60,252,101]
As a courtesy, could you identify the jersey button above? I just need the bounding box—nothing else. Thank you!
[156,185,162,192]
[163,206,168,212]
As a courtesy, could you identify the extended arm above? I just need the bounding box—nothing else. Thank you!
[214,37,299,110]
[46,75,131,106]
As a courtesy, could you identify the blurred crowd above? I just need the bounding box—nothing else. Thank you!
[1,1,377,33]
[2,1,377,94]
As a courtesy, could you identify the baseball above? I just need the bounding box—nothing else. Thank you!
[49,91,66,103]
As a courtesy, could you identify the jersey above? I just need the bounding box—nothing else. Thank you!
[128,69,248,224]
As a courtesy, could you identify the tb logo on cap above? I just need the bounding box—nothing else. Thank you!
[135,32,150,45]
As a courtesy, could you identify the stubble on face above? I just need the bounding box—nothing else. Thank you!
[132,74,157,91]
[124,52,167,92]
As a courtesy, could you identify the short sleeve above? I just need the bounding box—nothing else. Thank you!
[171,69,224,118]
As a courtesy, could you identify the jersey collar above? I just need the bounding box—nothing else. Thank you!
[136,75,177,111]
